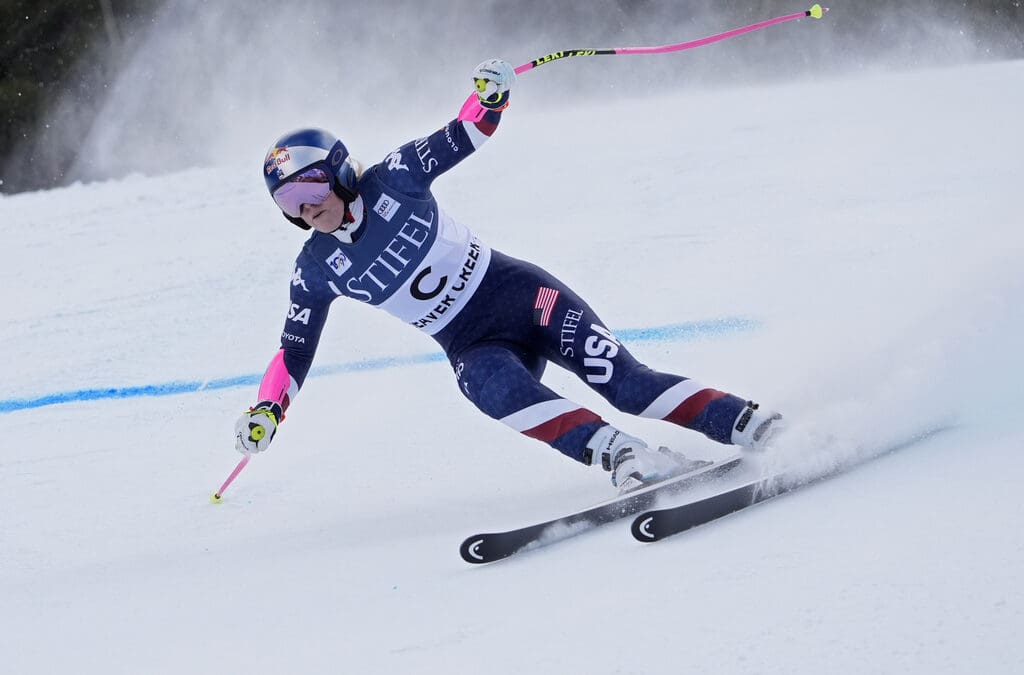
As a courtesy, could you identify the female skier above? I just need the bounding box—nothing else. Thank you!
[236,59,781,493]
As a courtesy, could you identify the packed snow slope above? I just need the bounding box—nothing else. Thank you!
[2,60,1022,674]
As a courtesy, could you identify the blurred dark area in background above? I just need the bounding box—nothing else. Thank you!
[1,0,1021,195]
[1,0,158,193]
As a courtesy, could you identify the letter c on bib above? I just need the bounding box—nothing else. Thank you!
[411,266,447,300]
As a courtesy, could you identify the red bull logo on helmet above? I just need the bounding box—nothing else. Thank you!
[264,147,292,177]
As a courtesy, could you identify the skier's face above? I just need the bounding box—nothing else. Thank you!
[300,190,347,233]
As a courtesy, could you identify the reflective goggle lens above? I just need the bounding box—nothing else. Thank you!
[272,167,333,218]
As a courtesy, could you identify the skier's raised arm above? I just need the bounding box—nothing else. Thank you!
[370,59,516,197]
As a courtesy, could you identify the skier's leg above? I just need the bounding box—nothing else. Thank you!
[536,283,781,448]
[437,249,781,449]
[437,250,778,493]
[452,341,605,464]
[451,341,704,489]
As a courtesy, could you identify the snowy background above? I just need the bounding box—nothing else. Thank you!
[2,7,1023,675]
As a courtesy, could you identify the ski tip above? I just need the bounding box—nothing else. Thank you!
[808,4,826,19]
[632,514,659,542]
[460,537,489,564]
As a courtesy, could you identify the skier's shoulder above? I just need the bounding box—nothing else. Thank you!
[359,156,436,209]
[296,237,319,265]
[291,241,336,299]
[356,164,388,195]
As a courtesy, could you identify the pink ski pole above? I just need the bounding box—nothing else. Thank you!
[460,4,828,121]
[210,452,250,503]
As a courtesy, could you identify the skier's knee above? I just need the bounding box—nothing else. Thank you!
[604,362,662,413]
[455,348,535,418]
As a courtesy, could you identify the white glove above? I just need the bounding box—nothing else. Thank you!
[234,400,284,454]
[473,58,516,110]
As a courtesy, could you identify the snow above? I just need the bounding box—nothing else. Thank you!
[2,59,1023,674]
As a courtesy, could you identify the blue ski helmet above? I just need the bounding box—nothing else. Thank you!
[263,128,359,229]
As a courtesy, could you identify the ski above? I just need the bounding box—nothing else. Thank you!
[631,472,792,542]
[460,454,742,564]
[632,426,951,543]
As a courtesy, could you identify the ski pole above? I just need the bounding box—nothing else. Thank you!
[210,452,250,503]
[460,4,828,121]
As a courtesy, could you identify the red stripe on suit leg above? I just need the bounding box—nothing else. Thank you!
[523,408,602,443]
[665,389,727,426]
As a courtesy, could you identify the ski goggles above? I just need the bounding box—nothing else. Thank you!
[271,166,334,218]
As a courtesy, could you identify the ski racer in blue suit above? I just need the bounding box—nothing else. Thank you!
[237,59,783,493]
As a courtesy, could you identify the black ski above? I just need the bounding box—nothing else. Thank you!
[631,473,792,542]
[460,454,742,564]
[632,426,951,543]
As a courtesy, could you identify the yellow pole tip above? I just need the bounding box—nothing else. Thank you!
[211,492,223,504]
[809,4,825,19]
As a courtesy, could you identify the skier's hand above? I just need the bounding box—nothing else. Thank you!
[234,401,284,454]
[473,58,515,111]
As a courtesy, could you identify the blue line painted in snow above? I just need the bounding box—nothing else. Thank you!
[0,318,757,414]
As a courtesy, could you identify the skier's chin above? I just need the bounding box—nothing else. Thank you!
[311,214,344,234]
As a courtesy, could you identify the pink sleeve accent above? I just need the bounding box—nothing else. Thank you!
[257,349,298,410]
[457,93,487,123]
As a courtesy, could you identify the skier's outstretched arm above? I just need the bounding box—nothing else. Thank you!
[372,58,516,197]
[234,259,337,454]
